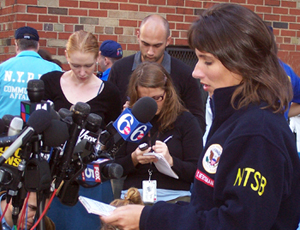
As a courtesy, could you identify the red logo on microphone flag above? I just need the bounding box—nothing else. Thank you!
[137,133,144,140]
[94,165,101,183]
[124,126,131,135]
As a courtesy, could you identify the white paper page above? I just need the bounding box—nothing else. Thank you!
[143,152,179,179]
[79,196,116,216]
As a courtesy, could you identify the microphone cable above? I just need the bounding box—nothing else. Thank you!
[0,200,10,223]
[17,192,30,230]
[29,188,57,230]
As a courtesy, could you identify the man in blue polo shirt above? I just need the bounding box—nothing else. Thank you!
[97,40,123,81]
[0,26,61,118]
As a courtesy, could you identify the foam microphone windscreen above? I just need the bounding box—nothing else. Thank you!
[101,163,123,180]
[27,110,52,134]
[27,79,44,91]
[43,120,69,147]
[2,114,14,129]
[58,108,73,119]
[85,113,102,133]
[131,97,158,123]
[27,79,45,103]
[50,108,60,120]
[72,102,91,116]
[71,102,91,124]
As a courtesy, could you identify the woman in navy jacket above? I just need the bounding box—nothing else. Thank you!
[101,3,300,230]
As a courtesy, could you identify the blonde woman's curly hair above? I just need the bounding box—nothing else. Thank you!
[101,188,143,230]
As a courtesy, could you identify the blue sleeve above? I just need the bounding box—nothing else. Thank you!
[282,61,300,103]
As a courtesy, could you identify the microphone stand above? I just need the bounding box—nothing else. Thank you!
[32,136,46,230]
[10,142,32,228]
[56,102,90,205]
[36,191,46,230]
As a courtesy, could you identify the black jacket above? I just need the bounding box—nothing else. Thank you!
[140,86,300,230]
[108,53,206,132]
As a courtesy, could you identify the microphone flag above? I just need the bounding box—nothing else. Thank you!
[113,108,152,143]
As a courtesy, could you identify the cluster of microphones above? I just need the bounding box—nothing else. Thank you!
[0,79,158,229]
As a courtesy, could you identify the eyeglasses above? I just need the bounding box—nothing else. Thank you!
[151,91,166,102]
[69,62,95,69]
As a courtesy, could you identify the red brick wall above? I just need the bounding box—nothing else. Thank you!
[0,0,299,74]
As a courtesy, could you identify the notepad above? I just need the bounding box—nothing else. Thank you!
[79,196,116,216]
[143,152,179,179]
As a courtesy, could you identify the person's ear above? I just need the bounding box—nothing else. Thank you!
[104,57,110,66]
[166,35,171,47]
[15,40,19,53]
[137,30,140,42]
[65,50,70,63]
[97,51,101,62]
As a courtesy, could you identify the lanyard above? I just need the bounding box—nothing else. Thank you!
[147,131,160,178]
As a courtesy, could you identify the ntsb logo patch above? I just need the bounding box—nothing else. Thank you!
[202,144,223,174]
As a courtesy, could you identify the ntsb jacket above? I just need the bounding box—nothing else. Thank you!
[140,86,300,230]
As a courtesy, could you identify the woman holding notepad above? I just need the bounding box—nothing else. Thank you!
[114,61,203,204]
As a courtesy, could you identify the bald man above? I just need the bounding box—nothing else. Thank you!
[108,14,205,132]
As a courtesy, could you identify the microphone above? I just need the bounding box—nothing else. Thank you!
[58,108,73,127]
[41,119,70,163]
[45,120,70,178]
[85,113,102,134]
[2,115,14,134]
[73,139,123,182]
[27,79,44,102]
[0,119,5,136]
[20,79,51,122]
[58,102,90,181]
[99,97,157,157]
[50,107,60,120]
[81,160,123,183]
[8,117,23,136]
[78,113,103,144]
[0,135,23,148]
[58,108,73,119]
[112,96,157,142]
[0,110,52,166]
[101,162,123,180]
[43,120,70,147]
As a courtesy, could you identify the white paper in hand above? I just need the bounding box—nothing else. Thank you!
[143,152,179,179]
[79,196,116,216]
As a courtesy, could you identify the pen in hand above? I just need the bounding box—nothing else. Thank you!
[163,135,173,143]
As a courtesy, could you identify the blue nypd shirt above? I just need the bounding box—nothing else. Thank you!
[0,50,61,117]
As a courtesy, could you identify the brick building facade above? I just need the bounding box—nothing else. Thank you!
[0,0,299,74]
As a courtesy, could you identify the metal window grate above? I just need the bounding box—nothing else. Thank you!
[166,45,208,108]
[166,45,197,69]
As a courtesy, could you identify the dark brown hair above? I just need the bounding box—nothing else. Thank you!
[16,39,38,50]
[127,62,186,131]
[188,3,292,113]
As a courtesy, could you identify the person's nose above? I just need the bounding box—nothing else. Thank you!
[79,67,86,76]
[27,210,36,220]
[192,61,205,80]
[147,46,154,56]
